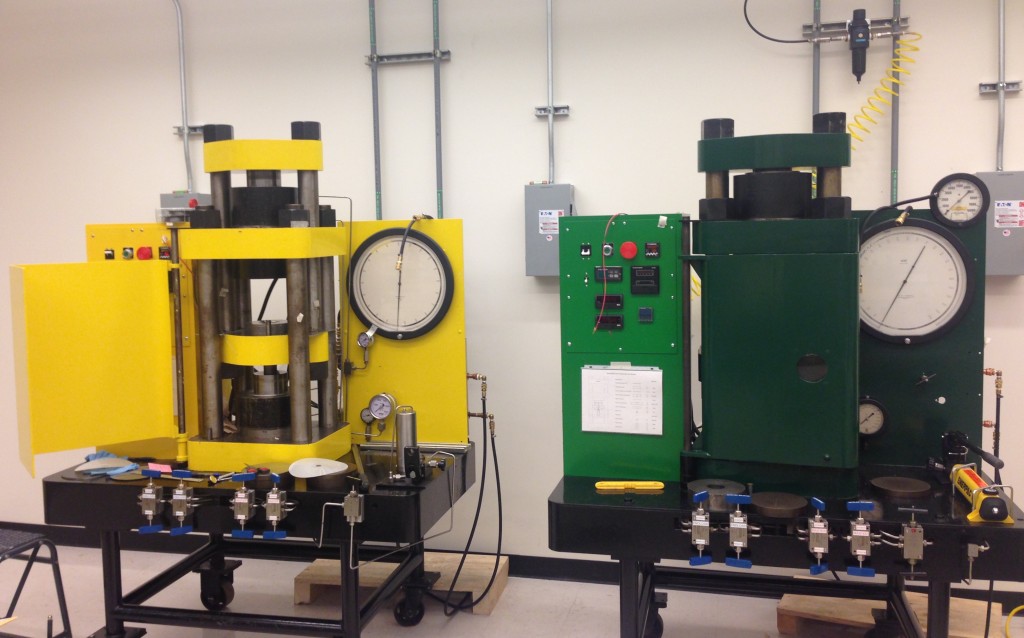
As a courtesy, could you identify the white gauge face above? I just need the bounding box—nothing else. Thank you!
[859,221,972,343]
[349,229,454,340]
[858,400,886,436]
[934,179,984,224]
[368,393,395,420]
[930,173,989,228]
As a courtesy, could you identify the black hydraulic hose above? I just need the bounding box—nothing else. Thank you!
[257,278,278,321]
[436,396,504,615]
[859,195,929,234]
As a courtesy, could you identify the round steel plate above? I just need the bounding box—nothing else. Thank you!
[687,478,746,513]
[751,492,808,518]
[870,476,932,499]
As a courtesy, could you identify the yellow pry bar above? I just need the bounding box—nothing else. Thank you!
[204,139,323,172]
[595,480,665,491]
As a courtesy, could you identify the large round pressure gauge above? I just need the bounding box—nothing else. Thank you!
[349,228,454,340]
[929,173,989,228]
[859,219,975,344]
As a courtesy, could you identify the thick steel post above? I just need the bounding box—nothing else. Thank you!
[170,226,188,435]
[286,258,312,443]
[813,112,846,198]
[701,118,734,199]
[619,560,640,638]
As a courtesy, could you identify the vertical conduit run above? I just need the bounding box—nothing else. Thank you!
[547,0,556,183]
[433,0,444,218]
[369,0,383,220]
[171,0,193,193]
[997,0,1006,171]
[889,0,901,204]
[811,0,821,116]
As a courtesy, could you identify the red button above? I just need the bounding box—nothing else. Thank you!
[619,241,638,260]
[137,246,153,260]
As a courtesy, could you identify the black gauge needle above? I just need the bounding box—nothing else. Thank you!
[946,191,969,213]
[860,411,877,425]
[881,245,926,323]
[394,250,404,329]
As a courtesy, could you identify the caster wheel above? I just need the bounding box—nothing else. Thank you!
[393,597,425,627]
[643,612,664,638]
[200,582,235,611]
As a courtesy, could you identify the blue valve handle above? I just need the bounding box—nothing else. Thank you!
[270,473,281,484]
[725,557,752,569]
[231,529,255,539]
[141,469,162,478]
[848,566,876,578]
[692,490,709,504]
[233,472,256,483]
[263,530,287,540]
[847,501,875,512]
[726,493,751,505]
[809,564,830,576]
[689,555,712,567]
[810,497,826,512]
[169,525,193,537]
[171,469,193,479]
[138,524,163,535]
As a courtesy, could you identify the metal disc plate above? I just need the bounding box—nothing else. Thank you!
[687,479,746,513]
[751,492,808,519]
[870,476,932,499]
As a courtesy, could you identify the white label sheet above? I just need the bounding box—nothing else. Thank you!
[580,365,662,435]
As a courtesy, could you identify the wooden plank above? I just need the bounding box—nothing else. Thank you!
[777,592,995,638]
[294,553,509,615]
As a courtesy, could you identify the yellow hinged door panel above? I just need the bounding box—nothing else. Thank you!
[11,261,176,475]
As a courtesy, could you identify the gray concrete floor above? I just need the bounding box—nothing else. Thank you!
[1,546,1022,637]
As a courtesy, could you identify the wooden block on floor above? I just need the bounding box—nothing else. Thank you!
[294,553,509,615]
[777,592,995,638]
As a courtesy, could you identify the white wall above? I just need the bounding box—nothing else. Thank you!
[1,0,1022,561]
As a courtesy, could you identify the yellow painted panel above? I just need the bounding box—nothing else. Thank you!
[343,219,469,445]
[222,332,329,366]
[11,261,177,475]
[179,227,344,260]
[204,139,323,172]
[186,426,351,472]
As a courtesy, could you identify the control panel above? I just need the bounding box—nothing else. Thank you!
[559,214,687,481]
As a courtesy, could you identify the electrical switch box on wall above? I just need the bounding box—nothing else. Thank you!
[525,183,574,276]
[978,171,1024,275]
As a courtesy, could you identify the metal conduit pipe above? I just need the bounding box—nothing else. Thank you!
[170,0,193,194]
[997,0,1007,171]
[369,0,383,219]
[547,0,555,183]
[811,0,821,116]
[889,0,901,204]
[433,0,444,218]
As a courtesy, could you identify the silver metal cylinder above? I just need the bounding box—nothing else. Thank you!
[170,226,188,435]
[297,170,322,333]
[195,259,223,440]
[396,407,418,474]
[286,259,312,443]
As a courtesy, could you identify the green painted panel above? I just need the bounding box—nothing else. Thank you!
[698,134,851,173]
[559,214,687,481]
[694,218,859,255]
[693,218,859,470]
[857,210,986,466]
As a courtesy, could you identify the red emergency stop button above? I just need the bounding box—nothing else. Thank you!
[619,241,638,260]
[137,246,153,260]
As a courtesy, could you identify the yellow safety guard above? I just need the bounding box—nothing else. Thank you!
[204,139,323,172]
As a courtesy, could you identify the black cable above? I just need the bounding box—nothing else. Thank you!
[436,398,504,616]
[397,215,433,268]
[859,195,931,234]
[994,387,1002,485]
[257,278,278,321]
[743,0,806,44]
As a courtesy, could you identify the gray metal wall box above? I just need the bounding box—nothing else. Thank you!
[978,172,1024,276]
[525,183,574,276]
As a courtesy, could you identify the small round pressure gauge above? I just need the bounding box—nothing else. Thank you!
[359,408,375,425]
[859,219,976,344]
[368,393,396,421]
[929,173,990,228]
[858,398,887,437]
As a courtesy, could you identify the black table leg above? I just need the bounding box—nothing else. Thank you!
[341,533,360,638]
[926,580,951,638]
[619,560,640,638]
